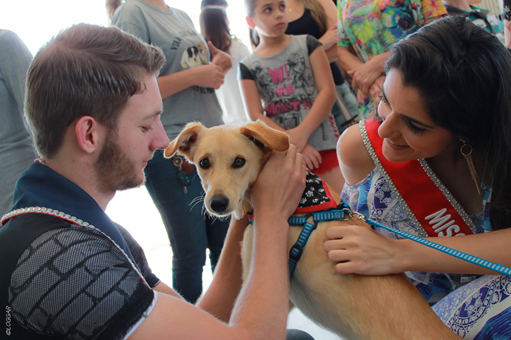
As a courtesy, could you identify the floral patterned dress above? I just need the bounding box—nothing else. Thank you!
[505,0,511,49]
[337,0,446,117]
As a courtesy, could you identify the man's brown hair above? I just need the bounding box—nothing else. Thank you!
[26,23,165,158]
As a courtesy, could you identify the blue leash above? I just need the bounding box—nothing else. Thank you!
[362,216,511,276]
[251,201,511,278]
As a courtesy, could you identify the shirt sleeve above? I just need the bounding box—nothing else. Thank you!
[337,1,352,47]
[112,4,151,43]
[238,62,255,80]
[306,35,322,55]
[420,0,447,21]
[0,31,33,114]
[9,227,156,340]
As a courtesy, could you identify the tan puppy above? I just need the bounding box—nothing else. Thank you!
[165,121,461,340]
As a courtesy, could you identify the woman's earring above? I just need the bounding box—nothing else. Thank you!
[460,140,481,196]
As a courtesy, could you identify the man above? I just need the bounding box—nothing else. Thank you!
[0,24,308,339]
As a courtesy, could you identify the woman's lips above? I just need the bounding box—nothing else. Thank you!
[385,138,408,150]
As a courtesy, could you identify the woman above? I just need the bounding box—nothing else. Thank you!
[200,6,251,125]
[336,0,447,117]
[326,16,511,338]
[285,0,358,134]
[112,0,231,304]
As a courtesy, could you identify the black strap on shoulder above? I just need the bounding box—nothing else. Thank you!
[0,214,68,340]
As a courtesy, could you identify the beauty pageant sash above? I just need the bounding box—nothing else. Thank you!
[364,118,474,237]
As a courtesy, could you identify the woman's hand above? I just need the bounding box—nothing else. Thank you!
[348,52,389,95]
[369,75,386,99]
[324,225,406,275]
[301,144,322,171]
[195,64,225,89]
[209,41,232,75]
[319,24,338,51]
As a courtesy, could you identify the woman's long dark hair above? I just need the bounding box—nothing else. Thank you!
[200,6,232,54]
[387,16,511,230]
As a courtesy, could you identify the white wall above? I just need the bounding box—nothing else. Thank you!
[0,0,251,56]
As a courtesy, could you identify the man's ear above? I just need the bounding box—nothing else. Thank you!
[246,16,255,29]
[164,122,206,161]
[75,116,100,154]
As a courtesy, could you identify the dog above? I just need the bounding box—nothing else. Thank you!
[165,121,461,340]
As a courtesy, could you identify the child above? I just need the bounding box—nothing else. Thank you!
[200,6,251,125]
[240,0,344,193]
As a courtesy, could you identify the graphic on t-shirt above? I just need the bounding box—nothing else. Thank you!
[287,52,315,100]
[198,42,209,65]
[249,52,316,124]
[181,45,201,68]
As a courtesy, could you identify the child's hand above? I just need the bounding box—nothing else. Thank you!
[287,127,309,153]
[209,41,232,75]
[301,144,322,171]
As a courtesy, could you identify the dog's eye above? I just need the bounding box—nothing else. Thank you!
[199,158,210,169]
[232,157,246,169]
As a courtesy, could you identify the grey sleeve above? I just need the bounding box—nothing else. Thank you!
[0,31,33,114]
[306,35,322,55]
[112,5,151,43]
[238,62,255,80]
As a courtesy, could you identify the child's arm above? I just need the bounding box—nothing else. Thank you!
[239,78,284,131]
[287,43,336,153]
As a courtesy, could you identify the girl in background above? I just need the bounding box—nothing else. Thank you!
[200,6,251,125]
[285,0,358,134]
[112,0,231,304]
[240,0,344,193]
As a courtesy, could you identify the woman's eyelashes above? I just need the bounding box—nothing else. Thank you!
[404,119,426,135]
[379,95,426,135]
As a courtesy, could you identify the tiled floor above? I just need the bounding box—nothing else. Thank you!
[106,186,342,340]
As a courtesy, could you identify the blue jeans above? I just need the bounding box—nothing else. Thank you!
[331,82,359,134]
[144,150,230,303]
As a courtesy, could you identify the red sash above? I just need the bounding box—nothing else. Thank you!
[365,118,473,237]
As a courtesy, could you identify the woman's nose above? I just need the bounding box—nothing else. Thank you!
[378,110,400,140]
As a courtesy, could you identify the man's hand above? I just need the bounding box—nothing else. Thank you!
[251,145,306,221]
[209,41,232,75]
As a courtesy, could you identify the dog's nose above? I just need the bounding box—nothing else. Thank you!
[210,196,229,213]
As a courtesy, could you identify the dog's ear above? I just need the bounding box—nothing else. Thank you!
[164,122,206,161]
[240,120,290,153]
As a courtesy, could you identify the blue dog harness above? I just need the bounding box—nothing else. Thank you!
[249,173,511,279]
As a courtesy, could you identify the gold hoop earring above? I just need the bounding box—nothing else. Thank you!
[460,140,481,196]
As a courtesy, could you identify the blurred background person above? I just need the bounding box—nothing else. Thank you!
[336,0,447,118]
[504,0,511,48]
[444,0,504,44]
[285,0,359,133]
[200,5,251,125]
[0,29,37,217]
[201,0,228,9]
[112,0,231,304]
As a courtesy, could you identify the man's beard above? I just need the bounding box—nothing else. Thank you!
[95,132,144,193]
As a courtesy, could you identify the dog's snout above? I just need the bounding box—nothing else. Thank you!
[210,196,230,213]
